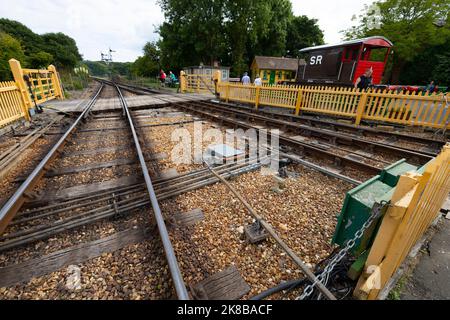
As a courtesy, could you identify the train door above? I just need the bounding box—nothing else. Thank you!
[339,46,360,85]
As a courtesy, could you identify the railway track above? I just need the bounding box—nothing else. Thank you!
[115,80,445,152]
[189,100,440,159]
[175,101,434,170]
[110,81,448,195]
[1,79,444,300]
[110,80,444,186]
[0,81,275,300]
[0,83,191,299]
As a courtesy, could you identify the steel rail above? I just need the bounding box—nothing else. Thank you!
[176,103,381,175]
[214,100,447,147]
[0,162,262,252]
[204,162,337,300]
[114,83,189,300]
[109,79,447,147]
[189,100,436,161]
[0,83,104,235]
[105,81,380,177]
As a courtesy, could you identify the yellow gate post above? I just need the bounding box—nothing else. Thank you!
[179,71,186,92]
[255,86,260,110]
[355,90,368,126]
[213,70,221,95]
[48,65,64,100]
[295,87,303,115]
[8,59,31,121]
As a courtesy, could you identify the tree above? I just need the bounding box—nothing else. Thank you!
[224,0,295,75]
[344,0,450,83]
[84,61,110,77]
[155,1,329,76]
[250,0,293,57]
[0,19,82,71]
[0,32,26,80]
[399,39,450,85]
[131,42,161,77]
[0,19,45,57]
[28,51,54,68]
[157,0,227,70]
[286,16,324,57]
[41,33,82,70]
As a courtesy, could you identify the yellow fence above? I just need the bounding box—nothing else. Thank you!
[0,81,28,127]
[217,83,450,129]
[0,59,64,128]
[354,144,450,299]
[180,70,220,94]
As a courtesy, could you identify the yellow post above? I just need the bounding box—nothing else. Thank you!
[295,88,303,115]
[355,90,368,126]
[255,86,260,110]
[179,71,186,92]
[8,59,31,121]
[48,65,64,100]
[225,83,230,103]
[213,70,221,95]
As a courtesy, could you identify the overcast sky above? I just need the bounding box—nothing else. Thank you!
[0,0,375,62]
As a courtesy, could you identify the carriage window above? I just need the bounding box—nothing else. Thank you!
[345,49,350,60]
[343,47,359,61]
[368,47,389,62]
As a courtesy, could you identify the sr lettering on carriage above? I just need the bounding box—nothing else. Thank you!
[309,55,323,65]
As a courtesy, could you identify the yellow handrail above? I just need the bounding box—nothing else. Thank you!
[215,82,450,129]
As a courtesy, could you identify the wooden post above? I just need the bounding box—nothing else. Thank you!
[225,83,230,103]
[255,86,260,110]
[355,90,368,126]
[353,173,420,300]
[48,65,64,100]
[8,59,31,121]
[213,70,221,95]
[179,71,186,93]
[295,88,303,115]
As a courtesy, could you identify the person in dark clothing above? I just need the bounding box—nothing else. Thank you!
[426,81,436,93]
[354,68,373,90]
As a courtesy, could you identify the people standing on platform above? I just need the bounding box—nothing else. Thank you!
[426,80,436,93]
[242,72,251,85]
[159,70,167,86]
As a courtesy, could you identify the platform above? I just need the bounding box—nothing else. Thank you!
[41,93,213,113]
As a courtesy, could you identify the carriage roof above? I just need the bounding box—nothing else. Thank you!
[299,36,393,53]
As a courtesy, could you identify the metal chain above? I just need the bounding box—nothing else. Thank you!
[296,201,388,300]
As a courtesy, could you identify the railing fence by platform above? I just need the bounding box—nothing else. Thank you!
[216,82,450,130]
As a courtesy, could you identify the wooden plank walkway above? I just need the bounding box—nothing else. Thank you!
[42,93,213,113]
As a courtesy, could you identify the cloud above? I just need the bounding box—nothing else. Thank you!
[291,0,375,44]
[0,0,375,62]
[0,0,164,62]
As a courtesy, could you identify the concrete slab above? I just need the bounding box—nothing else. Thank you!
[400,219,450,300]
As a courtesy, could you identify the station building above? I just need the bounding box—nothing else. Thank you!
[250,56,304,84]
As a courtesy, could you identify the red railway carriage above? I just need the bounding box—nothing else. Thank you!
[296,36,393,86]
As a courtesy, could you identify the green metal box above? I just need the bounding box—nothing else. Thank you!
[332,159,417,255]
